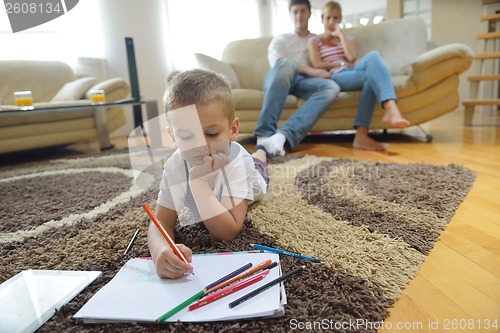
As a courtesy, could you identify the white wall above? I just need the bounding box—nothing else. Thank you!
[431,0,484,106]
[432,0,500,108]
[98,0,169,137]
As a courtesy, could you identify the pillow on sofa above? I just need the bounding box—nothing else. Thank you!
[195,53,241,89]
[51,77,96,101]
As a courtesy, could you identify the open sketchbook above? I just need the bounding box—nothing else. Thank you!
[0,270,101,333]
[74,252,285,323]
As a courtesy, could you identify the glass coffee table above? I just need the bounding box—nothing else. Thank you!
[0,99,159,150]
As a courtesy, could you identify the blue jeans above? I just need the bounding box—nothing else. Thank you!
[253,59,339,151]
[331,51,396,128]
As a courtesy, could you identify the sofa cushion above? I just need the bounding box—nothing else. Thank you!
[51,77,96,101]
[222,37,272,90]
[195,53,241,89]
[232,89,298,110]
[0,60,76,104]
[346,17,428,75]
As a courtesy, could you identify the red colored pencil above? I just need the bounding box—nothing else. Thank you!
[188,270,270,311]
[142,203,191,270]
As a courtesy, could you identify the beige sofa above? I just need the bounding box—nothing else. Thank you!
[201,17,473,137]
[0,60,130,154]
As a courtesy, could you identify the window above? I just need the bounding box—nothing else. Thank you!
[0,0,104,64]
[403,0,432,39]
[165,0,260,70]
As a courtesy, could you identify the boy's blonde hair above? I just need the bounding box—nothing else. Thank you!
[164,69,235,121]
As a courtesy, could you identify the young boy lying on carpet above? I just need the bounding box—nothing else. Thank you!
[148,69,270,279]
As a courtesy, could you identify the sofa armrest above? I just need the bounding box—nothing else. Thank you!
[409,43,473,91]
[85,78,130,103]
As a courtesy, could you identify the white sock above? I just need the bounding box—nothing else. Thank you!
[257,133,286,156]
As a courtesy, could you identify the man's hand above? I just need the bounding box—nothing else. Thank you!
[153,244,193,279]
[189,152,229,180]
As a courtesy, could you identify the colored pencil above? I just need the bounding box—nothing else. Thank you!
[228,265,305,308]
[123,228,140,255]
[251,243,324,263]
[155,263,254,322]
[142,203,191,270]
[205,259,274,293]
[156,289,205,323]
[203,262,252,292]
[189,270,270,311]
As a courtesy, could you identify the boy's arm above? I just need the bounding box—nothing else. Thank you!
[189,178,249,241]
[147,204,193,278]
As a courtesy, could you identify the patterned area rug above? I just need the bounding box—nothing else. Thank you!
[0,152,476,332]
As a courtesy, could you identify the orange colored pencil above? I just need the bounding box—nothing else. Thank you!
[142,203,192,270]
[205,259,273,293]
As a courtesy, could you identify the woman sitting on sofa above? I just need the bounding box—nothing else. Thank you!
[308,1,411,151]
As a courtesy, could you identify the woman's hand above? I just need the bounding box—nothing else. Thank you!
[330,23,343,38]
[153,244,193,279]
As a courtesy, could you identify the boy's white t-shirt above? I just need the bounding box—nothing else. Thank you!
[157,142,267,224]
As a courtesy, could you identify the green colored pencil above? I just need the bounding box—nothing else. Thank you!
[156,289,205,323]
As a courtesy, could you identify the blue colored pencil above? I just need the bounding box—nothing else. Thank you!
[251,243,324,263]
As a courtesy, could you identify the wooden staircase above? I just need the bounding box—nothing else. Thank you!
[463,2,500,126]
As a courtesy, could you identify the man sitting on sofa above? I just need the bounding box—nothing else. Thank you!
[253,0,340,156]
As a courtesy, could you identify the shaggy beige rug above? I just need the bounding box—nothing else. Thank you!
[0,152,476,332]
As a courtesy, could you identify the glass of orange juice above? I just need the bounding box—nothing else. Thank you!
[14,91,34,110]
[90,89,106,105]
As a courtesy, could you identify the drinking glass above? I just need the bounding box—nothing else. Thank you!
[14,91,34,110]
[90,89,106,105]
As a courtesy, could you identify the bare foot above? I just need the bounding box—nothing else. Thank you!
[382,100,411,128]
[353,130,388,151]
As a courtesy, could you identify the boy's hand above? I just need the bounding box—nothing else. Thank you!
[154,244,193,279]
[189,152,229,180]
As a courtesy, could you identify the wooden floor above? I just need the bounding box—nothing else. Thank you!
[286,110,500,333]
[4,108,498,332]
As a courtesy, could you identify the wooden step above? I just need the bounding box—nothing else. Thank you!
[481,14,500,21]
[473,52,500,59]
[477,31,500,40]
[463,99,500,107]
[468,74,500,81]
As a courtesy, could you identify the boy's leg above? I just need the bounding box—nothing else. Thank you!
[251,155,269,186]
